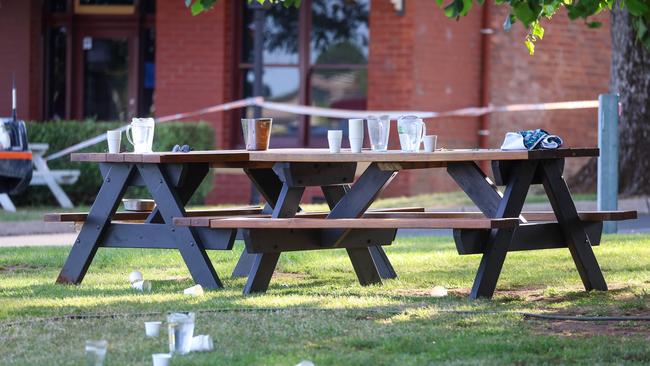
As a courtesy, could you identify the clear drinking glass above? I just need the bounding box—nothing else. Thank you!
[367,115,390,151]
[241,118,273,151]
[85,340,108,366]
[167,312,195,355]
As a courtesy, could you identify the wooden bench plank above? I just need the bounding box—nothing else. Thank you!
[205,217,520,229]
[44,206,264,223]
[173,207,426,227]
[45,206,424,224]
[362,210,637,222]
[173,209,636,228]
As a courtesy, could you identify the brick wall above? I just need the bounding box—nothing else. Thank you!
[156,0,235,150]
[156,1,246,203]
[368,0,485,198]
[164,2,611,205]
[0,1,39,120]
[485,4,611,178]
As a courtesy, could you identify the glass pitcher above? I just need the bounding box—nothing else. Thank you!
[397,115,426,152]
[126,118,155,153]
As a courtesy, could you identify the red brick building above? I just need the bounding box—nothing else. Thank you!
[0,0,610,204]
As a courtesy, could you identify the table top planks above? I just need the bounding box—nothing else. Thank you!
[71,147,599,164]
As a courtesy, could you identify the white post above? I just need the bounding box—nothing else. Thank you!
[597,94,619,234]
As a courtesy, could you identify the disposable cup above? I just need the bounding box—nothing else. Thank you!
[129,271,143,284]
[348,119,364,139]
[349,138,363,153]
[327,130,342,153]
[423,135,437,152]
[85,340,108,366]
[132,280,152,292]
[190,334,215,352]
[183,284,204,296]
[145,321,162,337]
[152,353,171,366]
[107,130,121,153]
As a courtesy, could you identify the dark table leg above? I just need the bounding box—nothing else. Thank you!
[231,168,285,278]
[138,164,223,289]
[540,159,607,291]
[243,183,305,294]
[145,163,208,224]
[448,161,538,299]
[321,163,398,286]
[321,184,398,279]
[57,164,134,284]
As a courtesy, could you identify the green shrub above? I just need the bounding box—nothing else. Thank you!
[15,120,215,207]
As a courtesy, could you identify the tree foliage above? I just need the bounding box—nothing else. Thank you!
[185,0,300,16]
[437,0,650,54]
[186,0,650,55]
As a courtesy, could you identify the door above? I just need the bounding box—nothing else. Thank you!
[74,28,139,121]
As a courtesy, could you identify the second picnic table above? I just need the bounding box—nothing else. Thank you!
[48,148,636,299]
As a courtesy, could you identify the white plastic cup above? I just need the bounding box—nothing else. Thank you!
[190,334,214,352]
[327,130,342,153]
[183,284,204,296]
[129,271,143,284]
[145,321,162,337]
[348,119,364,139]
[131,280,152,292]
[423,135,437,152]
[106,130,122,153]
[431,285,448,297]
[349,138,363,153]
[85,340,108,366]
[152,353,171,366]
[348,119,364,153]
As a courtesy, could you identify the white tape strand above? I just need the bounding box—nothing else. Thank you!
[45,98,599,161]
[45,98,260,161]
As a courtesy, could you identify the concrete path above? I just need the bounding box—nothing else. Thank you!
[0,233,77,247]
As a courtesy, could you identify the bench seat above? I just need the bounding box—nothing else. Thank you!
[43,206,264,223]
[172,210,637,228]
[43,206,425,223]
[175,216,520,230]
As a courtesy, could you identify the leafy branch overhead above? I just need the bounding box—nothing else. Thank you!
[185,0,650,55]
[436,0,650,54]
[185,0,300,16]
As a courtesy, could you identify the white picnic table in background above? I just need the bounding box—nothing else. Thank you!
[0,143,79,212]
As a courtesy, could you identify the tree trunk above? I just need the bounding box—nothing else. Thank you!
[610,5,650,195]
[568,7,650,194]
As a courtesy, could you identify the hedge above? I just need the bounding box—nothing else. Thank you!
[14,120,214,207]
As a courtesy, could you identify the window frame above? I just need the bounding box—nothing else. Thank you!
[42,0,155,121]
[234,0,369,148]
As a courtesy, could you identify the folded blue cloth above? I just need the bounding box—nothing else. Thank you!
[501,129,563,150]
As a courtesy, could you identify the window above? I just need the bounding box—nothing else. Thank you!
[239,0,369,147]
[43,1,155,121]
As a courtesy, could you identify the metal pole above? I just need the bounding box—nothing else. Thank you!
[597,93,619,234]
[249,5,265,205]
[252,7,264,118]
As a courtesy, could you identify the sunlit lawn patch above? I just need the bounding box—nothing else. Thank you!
[0,234,648,365]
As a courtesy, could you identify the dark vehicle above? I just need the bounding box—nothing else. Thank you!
[0,79,33,195]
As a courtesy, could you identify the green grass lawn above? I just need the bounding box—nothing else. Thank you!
[0,234,648,365]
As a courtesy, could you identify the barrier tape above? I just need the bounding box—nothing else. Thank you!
[45,98,600,161]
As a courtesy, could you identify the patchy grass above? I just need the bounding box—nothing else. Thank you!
[0,234,648,365]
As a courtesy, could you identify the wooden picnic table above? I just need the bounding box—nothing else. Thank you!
[50,148,635,299]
